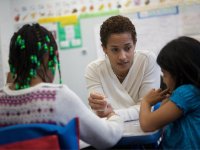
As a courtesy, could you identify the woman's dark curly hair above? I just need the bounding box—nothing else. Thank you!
[157,36,200,89]
[100,15,137,47]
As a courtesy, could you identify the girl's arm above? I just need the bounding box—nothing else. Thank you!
[139,89,182,132]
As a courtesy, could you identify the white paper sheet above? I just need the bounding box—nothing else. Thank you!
[123,120,159,137]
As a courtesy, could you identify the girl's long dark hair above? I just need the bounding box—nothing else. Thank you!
[157,36,200,89]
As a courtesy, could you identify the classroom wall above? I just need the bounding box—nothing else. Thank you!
[0,0,14,87]
[0,0,200,106]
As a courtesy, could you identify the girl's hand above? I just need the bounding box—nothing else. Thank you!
[142,88,170,106]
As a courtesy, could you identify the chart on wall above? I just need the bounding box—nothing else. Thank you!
[33,21,82,50]
[179,4,200,38]
[57,22,82,49]
[94,2,200,58]
[136,3,200,55]
[134,5,179,55]
[11,0,182,24]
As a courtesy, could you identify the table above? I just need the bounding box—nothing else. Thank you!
[115,120,161,147]
[80,120,161,149]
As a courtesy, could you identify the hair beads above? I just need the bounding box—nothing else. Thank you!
[9,24,62,90]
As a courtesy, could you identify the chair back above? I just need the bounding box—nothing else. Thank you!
[0,135,60,150]
[0,117,80,150]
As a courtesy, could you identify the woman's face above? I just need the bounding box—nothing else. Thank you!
[103,33,135,76]
[162,69,176,91]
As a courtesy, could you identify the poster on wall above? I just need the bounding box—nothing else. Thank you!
[11,0,183,24]
[57,22,82,50]
[179,4,200,37]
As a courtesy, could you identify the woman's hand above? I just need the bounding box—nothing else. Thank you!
[142,88,170,106]
[88,92,113,118]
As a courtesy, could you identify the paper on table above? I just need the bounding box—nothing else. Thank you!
[80,140,90,149]
[123,120,159,137]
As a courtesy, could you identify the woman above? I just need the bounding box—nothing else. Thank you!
[85,15,160,121]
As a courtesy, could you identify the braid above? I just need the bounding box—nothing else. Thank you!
[9,23,62,90]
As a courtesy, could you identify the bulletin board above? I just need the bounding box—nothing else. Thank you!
[94,2,200,58]
[10,0,200,53]
[135,3,200,55]
[57,22,82,50]
[10,0,187,47]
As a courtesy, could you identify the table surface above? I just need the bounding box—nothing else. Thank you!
[80,120,161,149]
[116,120,161,146]
[123,120,159,136]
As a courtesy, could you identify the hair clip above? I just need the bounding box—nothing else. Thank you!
[48,60,53,67]
[10,66,16,74]
[15,83,19,90]
[51,68,55,75]
[30,55,37,64]
[37,61,40,67]
[16,35,21,45]
[53,56,57,64]
[37,42,42,50]
[15,35,25,50]
[50,46,54,55]
[44,43,48,52]
[59,79,62,84]
[20,39,25,50]
[45,35,50,43]
[29,69,36,77]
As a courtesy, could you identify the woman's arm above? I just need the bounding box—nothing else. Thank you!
[85,62,113,117]
[84,62,104,95]
[114,105,140,121]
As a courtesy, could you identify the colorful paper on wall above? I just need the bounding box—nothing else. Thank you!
[137,6,179,19]
[38,15,78,26]
[12,0,194,24]
[57,22,82,50]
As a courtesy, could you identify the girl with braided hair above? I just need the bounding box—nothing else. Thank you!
[9,23,61,89]
[0,24,123,149]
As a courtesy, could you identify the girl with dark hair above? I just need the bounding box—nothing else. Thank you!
[139,36,200,149]
[0,24,123,149]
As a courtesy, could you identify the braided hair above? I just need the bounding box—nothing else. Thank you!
[9,23,62,90]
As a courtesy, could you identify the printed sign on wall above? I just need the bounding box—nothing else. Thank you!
[57,22,82,49]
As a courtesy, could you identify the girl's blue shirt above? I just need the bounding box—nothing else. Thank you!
[162,84,200,149]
